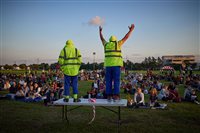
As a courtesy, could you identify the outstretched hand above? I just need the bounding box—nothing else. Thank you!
[99,26,103,32]
[128,24,135,31]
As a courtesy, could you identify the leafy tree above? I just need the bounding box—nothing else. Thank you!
[13,64,18,68]
[19,64,27,70]
[4,64,13,70]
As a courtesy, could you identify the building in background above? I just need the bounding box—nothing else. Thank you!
[162,55,196,65]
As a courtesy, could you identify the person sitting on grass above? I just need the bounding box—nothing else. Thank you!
[22,82,29,97]
[141,83,148,94]
[6,81,17,100]
[190,89,200,105]
[25,85,35,102]
[99,80,105,91]
[96,80,106,99]
[149,88,160,108]
[3,79,11,90]
[39,84,48,100]
[168,83,181,102]
[183,85,192,101]
[48,91,57,104]
[87,87,97,98]
[92,79,98,90]
[184,85,200,105]
[34,82,41,97]
[127,94,134,108]
[121,80,126,91]
[25,83,42,102]
[158,85,169,101]
[124,81,132,94]
[52,80,59,92]
[133,88,145,108]
[27,85,35,98]
[44,82,59,104]
[58,82,64,99]
[96,88,106,99]
[19,75,25,86]
[15,84,25,101]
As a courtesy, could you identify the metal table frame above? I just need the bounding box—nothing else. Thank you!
[53,98,127,131]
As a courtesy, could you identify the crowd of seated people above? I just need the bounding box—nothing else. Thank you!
[0,71,64,105]
[83,79,106,99]
[1,68,200,107]
[124,70,200,108]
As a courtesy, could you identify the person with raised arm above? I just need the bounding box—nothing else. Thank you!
[99,24,135,101]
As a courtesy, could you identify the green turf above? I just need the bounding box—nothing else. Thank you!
[1,80,200,133]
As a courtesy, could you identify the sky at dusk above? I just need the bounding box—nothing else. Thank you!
[0,0,199,65]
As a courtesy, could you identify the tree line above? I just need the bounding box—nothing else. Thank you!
[0,56,197,71]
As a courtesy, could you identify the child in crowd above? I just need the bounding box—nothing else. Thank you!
[149,88,160,108]
[133,88,145,108]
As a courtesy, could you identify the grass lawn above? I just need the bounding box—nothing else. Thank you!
[0,80,200,133]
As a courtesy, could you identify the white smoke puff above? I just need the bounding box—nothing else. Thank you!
[89,16,105,26]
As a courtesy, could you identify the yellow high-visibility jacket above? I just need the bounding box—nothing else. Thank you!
[58,43,82,76]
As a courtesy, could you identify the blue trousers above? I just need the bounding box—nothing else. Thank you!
[64,75,78,96]
[105,66,121,95]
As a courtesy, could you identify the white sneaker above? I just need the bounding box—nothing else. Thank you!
[194,101,200,105]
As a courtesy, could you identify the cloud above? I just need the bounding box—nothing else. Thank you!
[88,16,105,26]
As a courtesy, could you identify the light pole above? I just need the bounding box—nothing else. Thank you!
[93,52,96,71]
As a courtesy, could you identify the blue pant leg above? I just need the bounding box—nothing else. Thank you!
[72,76,78,94]
[64,75,71,96]
[106,67,112,95]
[113,66,121,95]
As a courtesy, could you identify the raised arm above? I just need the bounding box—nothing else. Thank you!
[99,26,106,45]
[121,24,135,43]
